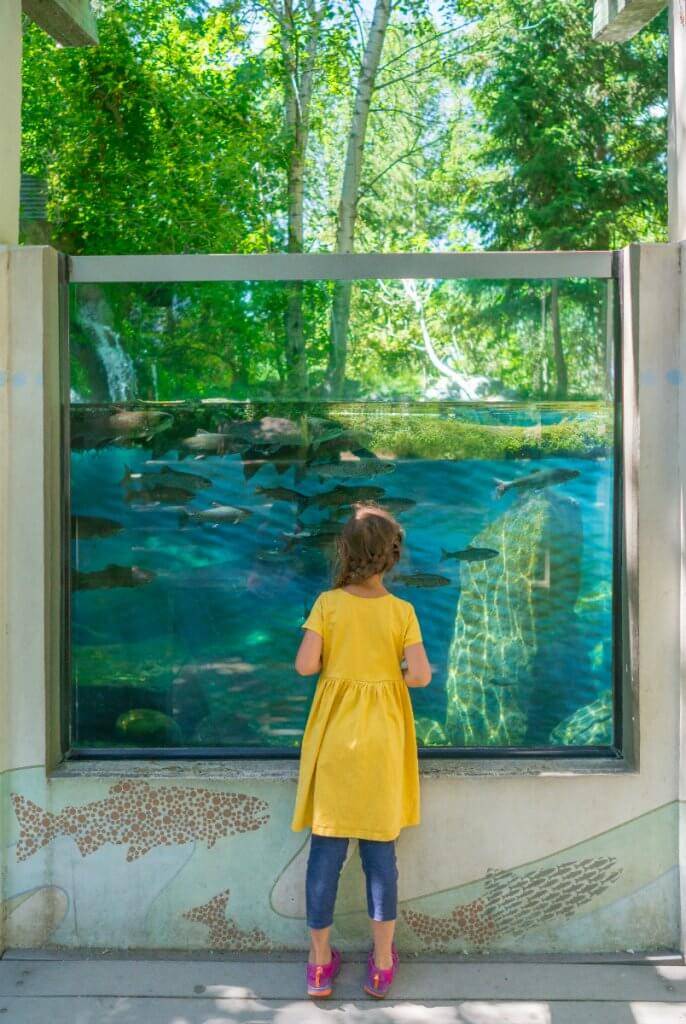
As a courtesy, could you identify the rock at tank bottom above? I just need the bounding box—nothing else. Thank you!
[446,491,583,746]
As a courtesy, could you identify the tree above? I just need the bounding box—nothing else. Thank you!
[264,0,329,392]
[325,0,392,396]
[442,0,667,397]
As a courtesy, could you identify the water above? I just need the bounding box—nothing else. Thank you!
[69,400,615,751]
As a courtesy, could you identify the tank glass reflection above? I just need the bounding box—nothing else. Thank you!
[68,277,616,750]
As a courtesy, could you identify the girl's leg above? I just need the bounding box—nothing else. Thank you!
[306,834,349,964]
[358,839,398,970]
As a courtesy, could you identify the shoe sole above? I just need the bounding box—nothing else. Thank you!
[308,988,333,999]
[364,985,390,999]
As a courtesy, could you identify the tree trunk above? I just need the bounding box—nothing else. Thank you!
[603,279,614,399]
[403,280,480,399]
[534,288,547,396]
[326,0,392,397]
[550,280,568,400]
[280,0,325,393]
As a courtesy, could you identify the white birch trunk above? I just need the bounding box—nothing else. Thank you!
[281,0,325,392]
[402,280,481,400]
[326,0,392,396]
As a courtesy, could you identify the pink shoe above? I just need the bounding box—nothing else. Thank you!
[306,947,341,999]
[364,943,399,999]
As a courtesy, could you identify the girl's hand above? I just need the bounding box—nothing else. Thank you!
[403,642,432,687]
[295,628,323,676]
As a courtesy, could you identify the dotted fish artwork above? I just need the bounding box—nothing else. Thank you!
[183,889,279,951]
[11,781,270,863]
[402,856,622,948]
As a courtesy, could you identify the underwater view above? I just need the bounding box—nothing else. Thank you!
[67,277,617,752]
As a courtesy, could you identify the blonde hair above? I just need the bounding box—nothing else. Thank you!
[333,503,403,588]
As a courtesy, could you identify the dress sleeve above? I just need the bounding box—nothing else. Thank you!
[302,593,325,637]
[403,603,423,648]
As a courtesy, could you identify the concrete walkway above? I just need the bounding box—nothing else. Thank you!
[2,950,686,1023]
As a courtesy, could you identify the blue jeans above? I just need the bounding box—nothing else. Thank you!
[305,833,398,929]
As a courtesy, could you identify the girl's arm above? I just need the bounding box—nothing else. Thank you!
[295,628,323,676]
[403,642,432,687]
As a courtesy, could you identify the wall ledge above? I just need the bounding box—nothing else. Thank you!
[49,756,635,783]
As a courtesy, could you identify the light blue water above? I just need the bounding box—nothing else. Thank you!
[69,403,614,750]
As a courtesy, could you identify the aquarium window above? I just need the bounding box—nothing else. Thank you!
[63,257,621,758]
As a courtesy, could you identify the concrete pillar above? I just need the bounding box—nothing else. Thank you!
[669,0,686,241]
[680,239,686,957]
[0,247,61,954]
[0,2,21,246]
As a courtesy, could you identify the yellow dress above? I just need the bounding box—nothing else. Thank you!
[291,588,423,841]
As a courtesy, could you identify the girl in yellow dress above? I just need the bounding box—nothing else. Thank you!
[292,503,431,1000]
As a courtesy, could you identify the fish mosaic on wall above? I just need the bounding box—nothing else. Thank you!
[183,889,279,951]
[11,781,269,862]
[402,856,622,948]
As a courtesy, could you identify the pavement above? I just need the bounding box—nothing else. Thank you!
[2,949,686,1023]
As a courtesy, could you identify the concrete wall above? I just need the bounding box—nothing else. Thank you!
[0,243,684,954]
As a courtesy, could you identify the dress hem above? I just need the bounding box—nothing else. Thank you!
[291,820,419,841]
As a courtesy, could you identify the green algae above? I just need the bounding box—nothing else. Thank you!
[332,405,612,462]
[115,708,182,745]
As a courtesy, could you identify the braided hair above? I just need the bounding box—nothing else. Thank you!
[333,503,403,588]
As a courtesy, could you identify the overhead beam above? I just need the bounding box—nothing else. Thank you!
[593,0,666,41]
[22,0,98,46]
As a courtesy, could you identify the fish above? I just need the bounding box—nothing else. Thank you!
[441,546,500,562]
[283,531,338,552]
[312,430,372,454]
[254,549,315,574]
[314,459,395,481]
[253,483,307,507]
[309,484,387,509]
[310,426,346,447]
[288,520,345,537]
[72,564,155,590]
[243,443,307,481]
[158,565,259,593]
[121,464,212,491]
[183,890,273,950]
[254,485,309,511]
[107,410,173,436]
[494,468,580,498]
[391,572,451,588]
[10,781,270,862]
[402,857,622,946]
[180,429,246,456]
[125,483,195,505]
[223,416,305,448]
[182,502,253,525]
[375,497,416,516]
[70,515,123,540]
[70,410,173,449]
[255,548,288,563]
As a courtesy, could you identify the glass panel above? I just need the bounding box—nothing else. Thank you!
[68,276,616,751]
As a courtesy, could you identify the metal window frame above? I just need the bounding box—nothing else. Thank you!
[61,251,625,762]
[68,251,618,283]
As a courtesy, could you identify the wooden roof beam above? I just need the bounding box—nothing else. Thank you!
[22,0,98,46]
[593,0,666,41]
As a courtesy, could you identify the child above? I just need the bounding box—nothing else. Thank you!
[291,503,431,1000]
